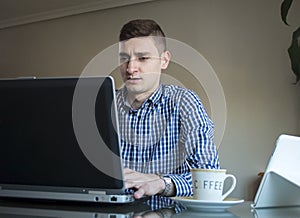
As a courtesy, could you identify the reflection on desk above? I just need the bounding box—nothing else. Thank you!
[0,196,179,218]
[1,197,300,218]
[253,206,300,218]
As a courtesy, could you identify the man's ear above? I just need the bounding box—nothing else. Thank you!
[161,50,171,70]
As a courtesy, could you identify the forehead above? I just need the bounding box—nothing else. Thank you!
[119,37,159,54]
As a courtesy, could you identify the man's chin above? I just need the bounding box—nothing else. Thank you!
[125,85,142,95]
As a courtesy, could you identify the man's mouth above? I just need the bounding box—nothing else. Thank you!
[127,76,141,80]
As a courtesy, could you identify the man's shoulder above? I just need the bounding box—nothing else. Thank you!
[162,85,205,112]
[162,84,188,95]
[162,84,198,99]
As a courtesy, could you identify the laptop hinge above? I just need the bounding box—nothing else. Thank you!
[88,190,106,195]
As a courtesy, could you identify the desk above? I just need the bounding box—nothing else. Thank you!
[1,197,300,217]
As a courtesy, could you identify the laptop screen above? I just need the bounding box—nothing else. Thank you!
[0,77,123,191]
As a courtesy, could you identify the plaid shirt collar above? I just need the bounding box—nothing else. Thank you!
[120,84,163,110]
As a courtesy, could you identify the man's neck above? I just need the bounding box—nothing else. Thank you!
[127,92,152,110]
[127,86,160,110]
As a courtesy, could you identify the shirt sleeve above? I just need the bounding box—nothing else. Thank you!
[168,89,220,196]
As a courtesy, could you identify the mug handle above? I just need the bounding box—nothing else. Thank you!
[221,174,237,200]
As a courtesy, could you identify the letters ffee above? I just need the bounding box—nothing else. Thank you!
[194,179,223,190]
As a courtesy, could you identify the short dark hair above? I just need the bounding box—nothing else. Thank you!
[119,19,167,53]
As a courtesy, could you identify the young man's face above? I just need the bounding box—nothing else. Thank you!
[119,36,170,97]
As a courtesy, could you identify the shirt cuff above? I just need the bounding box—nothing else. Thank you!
[167,173,193,197]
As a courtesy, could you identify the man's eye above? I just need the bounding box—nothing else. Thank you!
[120,57,129,63]
[138,57,150,61]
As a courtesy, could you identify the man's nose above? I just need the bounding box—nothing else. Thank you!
[127,58,139,74]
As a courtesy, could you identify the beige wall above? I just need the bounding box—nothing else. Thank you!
[0,0,299,200]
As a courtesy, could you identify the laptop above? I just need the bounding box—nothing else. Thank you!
[252,134,300,208]
[0,76,134,204]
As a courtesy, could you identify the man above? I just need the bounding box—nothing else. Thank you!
[116,19,219,199]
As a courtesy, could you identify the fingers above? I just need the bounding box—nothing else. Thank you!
[124,168,134,174]
[125,179,141,189]
[124,168,140,181]
[133,187,145,199]
[124,168,141,189]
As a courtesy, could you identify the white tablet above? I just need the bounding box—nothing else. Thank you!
[253,134,300,208]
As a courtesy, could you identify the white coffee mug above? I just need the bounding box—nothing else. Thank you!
[191,169,236,201]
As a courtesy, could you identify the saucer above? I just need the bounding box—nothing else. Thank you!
[171,197,244,212]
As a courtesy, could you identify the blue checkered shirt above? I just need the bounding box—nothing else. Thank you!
[116,84,220,196]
